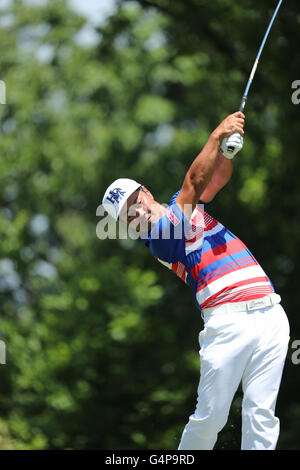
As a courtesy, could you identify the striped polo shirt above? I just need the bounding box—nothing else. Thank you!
[141,190,275,311]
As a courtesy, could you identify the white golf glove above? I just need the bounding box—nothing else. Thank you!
[220,132,244,159]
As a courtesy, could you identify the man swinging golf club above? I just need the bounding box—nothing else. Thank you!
[102,112,290,450]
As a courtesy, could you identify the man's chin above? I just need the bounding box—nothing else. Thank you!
[139,223,152,235]
[137,220,156,235]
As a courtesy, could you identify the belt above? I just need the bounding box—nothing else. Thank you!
[201,294,281,320]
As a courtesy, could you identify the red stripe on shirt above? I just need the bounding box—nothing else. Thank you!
[199,238,248,270]
[193,255,256,285]
[202,284,274,308]
[190,239,249,281]
[196,258,259,291]
[172,262,186,282]
[200,276,271,306]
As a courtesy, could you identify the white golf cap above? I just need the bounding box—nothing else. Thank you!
[102,178,142,220]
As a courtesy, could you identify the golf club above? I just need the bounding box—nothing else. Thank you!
[227,0,283,154]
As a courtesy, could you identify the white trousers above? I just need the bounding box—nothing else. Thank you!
[178,303,290,450]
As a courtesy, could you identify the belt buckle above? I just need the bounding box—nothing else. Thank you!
[247,297,270,311]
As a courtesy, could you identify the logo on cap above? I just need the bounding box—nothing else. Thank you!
[105,188,126,205]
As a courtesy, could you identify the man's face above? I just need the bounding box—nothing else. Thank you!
[119,186,165,233]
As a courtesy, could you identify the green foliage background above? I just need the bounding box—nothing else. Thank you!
[0,0,299,450]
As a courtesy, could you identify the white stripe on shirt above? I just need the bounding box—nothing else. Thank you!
[196,264,267,305]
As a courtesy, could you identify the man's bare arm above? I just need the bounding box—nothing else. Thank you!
[199,152,234,203]
[176,112,245,220]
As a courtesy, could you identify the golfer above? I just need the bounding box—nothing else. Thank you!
[102,112,290,450]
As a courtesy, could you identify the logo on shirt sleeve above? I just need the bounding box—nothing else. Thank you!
[167,208,180,226]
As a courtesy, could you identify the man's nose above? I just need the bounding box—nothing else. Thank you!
[136,206,146,218]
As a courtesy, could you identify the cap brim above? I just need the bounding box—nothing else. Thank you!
[117,185,142,221]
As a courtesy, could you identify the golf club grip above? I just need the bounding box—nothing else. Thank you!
[227,96,247,152]
[239,95,247,113]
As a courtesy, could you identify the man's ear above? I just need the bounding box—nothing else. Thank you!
[141,185,154,199]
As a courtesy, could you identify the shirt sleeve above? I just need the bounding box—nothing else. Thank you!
[147,203,191,264]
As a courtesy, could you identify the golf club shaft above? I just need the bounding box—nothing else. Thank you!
[240,0,283,113]
[227,0,283,151]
